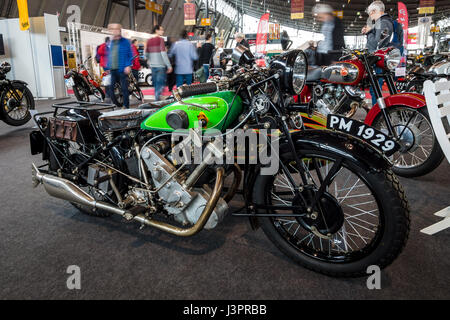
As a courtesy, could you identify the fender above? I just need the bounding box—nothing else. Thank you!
[364,93,426,125]
[10,80,28,86]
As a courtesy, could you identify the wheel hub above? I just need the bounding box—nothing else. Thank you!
[6,98,19,111]
[395,124,420,153]
[293,188,344,237]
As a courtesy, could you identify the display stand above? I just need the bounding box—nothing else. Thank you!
[421,79,450,235]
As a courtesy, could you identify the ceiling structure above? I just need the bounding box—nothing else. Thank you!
[224,0,450,35]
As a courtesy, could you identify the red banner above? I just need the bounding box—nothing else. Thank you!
[256,13,269,54]
[291,0,304,19]
[184,2,196,26]
[398,2,408,46]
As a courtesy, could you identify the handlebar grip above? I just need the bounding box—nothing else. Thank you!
[327,50,343,55]
[175,82,218,99]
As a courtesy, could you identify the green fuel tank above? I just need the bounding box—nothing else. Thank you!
[141,91,243,132]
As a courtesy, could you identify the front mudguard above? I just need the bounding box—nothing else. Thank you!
[244,129,392,230]
[364,93,426,126]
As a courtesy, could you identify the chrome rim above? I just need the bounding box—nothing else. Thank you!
[374,107,434,169]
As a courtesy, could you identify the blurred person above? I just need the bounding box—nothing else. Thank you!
[312,4,345,65]
[166,37,177,92]
[212,39,226,69]
[106,23,133,108]
[131,39,141,84]
[197,33,215,81]
[234,33,250,49]
[169,29,198,87]
[304,41,317,66]
[96,37,110,71]
[146,25,172,101]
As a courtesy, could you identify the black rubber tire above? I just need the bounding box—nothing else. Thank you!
[132,86,144,102]
[146,74,153,86]
[372,106,444,178]
[0,83,34,126]
[73,85,90,102]
[253,149,410,278]
[92,86,105,101]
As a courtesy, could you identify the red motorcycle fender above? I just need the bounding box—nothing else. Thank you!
[364,93,427,126]
[89,80,101,88]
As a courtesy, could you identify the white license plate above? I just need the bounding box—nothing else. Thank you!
[65,78,75,88]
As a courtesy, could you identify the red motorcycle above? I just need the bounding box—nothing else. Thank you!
[299,47,444,178]
[64,56,105,102]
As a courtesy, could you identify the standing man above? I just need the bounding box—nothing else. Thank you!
[312,4,345,65]
[197,33,215,81]
[106,23,133,108]
[362,1,403,106]
[145,25,172,101]
[169,30,198,87]
[234,33,250,49]
[362,1,401,52]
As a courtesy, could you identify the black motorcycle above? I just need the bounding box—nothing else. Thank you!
[0,62,35,126]
[30,47,409,277]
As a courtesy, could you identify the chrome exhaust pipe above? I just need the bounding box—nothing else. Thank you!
[32,163,127,216]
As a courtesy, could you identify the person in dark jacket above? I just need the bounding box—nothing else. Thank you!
[106,23,133,108]
[234,33,250,49]
[197,33,215,82]
[362,1,395,52]
[313,4,345,66]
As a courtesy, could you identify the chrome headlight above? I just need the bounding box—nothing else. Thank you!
[385,48,402,70]
[269,50,308,95]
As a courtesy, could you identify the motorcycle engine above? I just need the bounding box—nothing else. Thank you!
[313,84,346,115]
[140,146,228,229]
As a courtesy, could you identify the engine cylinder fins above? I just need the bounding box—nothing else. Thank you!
[166,110,190,130]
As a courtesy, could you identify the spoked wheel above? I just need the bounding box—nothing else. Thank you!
[132,86,144,102]
[0,83,34,126]
[372,106,444,178]
[73,85,90,102]
[92,86,105,101]
[253,149,410,277]
[114,83,124,107]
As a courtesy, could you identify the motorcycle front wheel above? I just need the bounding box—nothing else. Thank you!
[372,106,444,178]
[0,83,34,126]
[73,84,90,102]
[253,148,410,277]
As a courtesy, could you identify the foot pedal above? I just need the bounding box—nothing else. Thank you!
[123,206,147,221]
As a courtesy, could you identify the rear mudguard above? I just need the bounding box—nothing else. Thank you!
[364,93,426,125]
[244,129,391,229]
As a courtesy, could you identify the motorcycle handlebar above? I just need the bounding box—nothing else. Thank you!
[173,82,218,100]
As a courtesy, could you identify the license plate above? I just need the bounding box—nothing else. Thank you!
[65,78,75,88]
[327,114,400,156]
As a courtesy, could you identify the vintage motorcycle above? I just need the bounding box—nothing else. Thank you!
[0,62,35,126]
[30,47,409,277]
[299,47,444,178]
[65,57,105,102]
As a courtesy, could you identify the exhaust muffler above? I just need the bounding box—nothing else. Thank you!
[32,163,127,216]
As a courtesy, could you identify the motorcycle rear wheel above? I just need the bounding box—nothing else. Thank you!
[253,148,410,277]
[73,85,90,102]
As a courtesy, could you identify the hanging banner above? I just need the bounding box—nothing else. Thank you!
[17,0,30,31]
[256,13,270,54]
[291,0,304,20]
[333,11,344,19]
[419,0,435,14]
[407,33,417,45]
[396,2,408,76]
[184,1,196,26]
[145,0,163,15]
